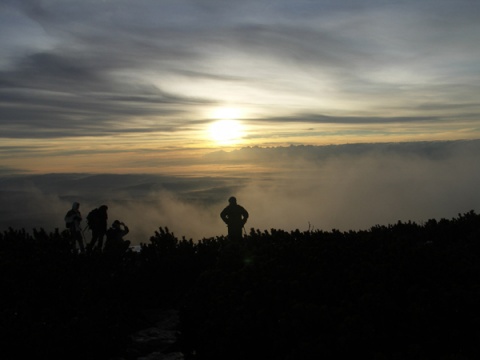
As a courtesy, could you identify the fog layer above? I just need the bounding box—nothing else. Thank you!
[1,140,479,245]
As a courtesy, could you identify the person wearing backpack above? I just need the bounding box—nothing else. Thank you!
[86,205,108,253]
[64,201,85,253]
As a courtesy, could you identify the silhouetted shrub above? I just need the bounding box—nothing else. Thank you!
[2,211,480,359]
[180,211,480,359]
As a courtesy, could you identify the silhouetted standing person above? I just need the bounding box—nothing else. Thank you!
[105,220,131,253]
[220,196,249,240]
[64,201,85,253]
[86,205,108,252]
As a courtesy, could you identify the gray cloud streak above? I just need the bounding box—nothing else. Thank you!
[250,114,441,125]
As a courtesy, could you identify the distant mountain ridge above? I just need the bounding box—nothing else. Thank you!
[203,138,480,163]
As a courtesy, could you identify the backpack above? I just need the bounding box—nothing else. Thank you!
[65,210,74,229]
[86,208,99,229]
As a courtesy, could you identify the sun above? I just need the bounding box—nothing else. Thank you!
[207,107,245,145]
[209,119,244,145]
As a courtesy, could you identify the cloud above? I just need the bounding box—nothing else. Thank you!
[0,49,214,138]
[2,140,480,244]
[2,0,479,138]
[0,172,243,243]
[1,1,480,175]
[249,113,440,125]
[233,140,480,231]
[0,165,27,176]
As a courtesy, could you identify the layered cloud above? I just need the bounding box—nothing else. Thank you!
[1,0,479,150]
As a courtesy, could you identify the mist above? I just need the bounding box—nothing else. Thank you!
[1,140,479,245]
[238,146,480,232]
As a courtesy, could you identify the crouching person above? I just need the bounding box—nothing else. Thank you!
[104,220,131,254]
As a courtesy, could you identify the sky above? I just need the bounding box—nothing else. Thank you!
[1,0,480,174]
[1,1,480,241]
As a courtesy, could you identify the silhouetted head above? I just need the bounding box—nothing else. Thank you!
[112,220,121,228]
[72,202,80,210]
[228,196,237,205]
[99,205,108,212]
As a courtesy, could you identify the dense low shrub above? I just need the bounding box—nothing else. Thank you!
[1,211,480,359]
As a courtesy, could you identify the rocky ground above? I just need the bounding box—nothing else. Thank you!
[121,309,184,360]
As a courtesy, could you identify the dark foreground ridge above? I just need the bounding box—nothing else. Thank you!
[1,211,480,359]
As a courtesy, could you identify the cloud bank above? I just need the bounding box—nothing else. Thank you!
[1,140,479,245]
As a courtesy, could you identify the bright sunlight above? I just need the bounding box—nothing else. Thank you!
[207,107,245,145]
[209,119,244,145]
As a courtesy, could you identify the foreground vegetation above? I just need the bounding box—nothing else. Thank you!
[1,211,480,359]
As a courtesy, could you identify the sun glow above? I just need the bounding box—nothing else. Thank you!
[211,107,242,120]
[209,119,244,145]
[207,107,245,145]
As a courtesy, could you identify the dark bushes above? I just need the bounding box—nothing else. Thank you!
[180,212,480,359]
[1,212,480,359]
